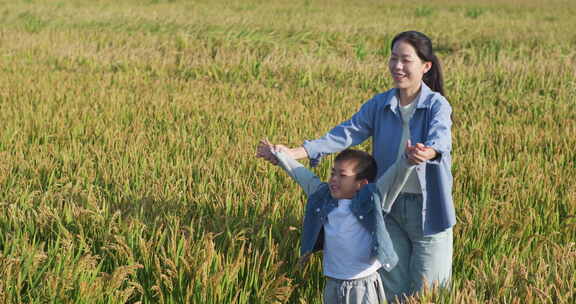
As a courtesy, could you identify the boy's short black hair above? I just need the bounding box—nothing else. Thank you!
[334,149,378,182]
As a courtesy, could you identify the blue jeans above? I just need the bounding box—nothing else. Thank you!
[378,193,453,303]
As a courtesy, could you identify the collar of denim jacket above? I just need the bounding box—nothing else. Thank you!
[388,81,431,115]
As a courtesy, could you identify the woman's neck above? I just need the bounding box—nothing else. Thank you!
[398,86,421,106]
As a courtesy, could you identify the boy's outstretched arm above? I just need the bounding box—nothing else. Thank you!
[257,139,322,197]
[376,141,417,213]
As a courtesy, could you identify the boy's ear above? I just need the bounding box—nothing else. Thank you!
[357,178,369,188]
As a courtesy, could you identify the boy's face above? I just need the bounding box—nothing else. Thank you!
[329,159,368,199]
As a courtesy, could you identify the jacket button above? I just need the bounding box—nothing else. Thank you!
[316,208,320,212]
[359,215,364,220]
[385,263,390,268]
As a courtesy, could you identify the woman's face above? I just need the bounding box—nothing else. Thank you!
[388,40,431,92]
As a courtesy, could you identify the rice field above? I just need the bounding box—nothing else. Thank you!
[0,0,574,303]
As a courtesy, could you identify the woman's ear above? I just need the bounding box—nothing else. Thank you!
[424,61,432,74]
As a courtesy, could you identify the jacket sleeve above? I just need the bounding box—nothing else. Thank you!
[272,151,323,197]
[302,97,378,167]
[425,97,452,165]
[376,155,415,213]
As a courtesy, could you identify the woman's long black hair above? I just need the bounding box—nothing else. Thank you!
[391,31,445,96]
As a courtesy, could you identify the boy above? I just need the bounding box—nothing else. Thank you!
[257,140,415,304]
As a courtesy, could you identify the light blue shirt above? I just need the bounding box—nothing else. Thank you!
[303,82,455,235]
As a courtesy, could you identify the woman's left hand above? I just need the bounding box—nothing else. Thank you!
[406,143,437,165]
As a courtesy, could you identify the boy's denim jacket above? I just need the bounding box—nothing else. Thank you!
[272,151,414,272]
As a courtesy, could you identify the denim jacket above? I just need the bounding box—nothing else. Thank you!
[272,151,414,272]
[303,82,455,235]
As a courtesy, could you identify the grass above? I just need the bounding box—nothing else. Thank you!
[0,0,574,303]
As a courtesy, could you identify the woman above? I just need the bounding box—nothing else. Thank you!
[261,31,455,301]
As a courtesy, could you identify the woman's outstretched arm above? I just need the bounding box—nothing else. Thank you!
[302,97,378,166]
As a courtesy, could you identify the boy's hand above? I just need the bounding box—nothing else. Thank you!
[257,139,290,165]
[257,139,278,165]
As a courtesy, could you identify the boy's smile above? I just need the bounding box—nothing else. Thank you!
[329,159,368,199]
